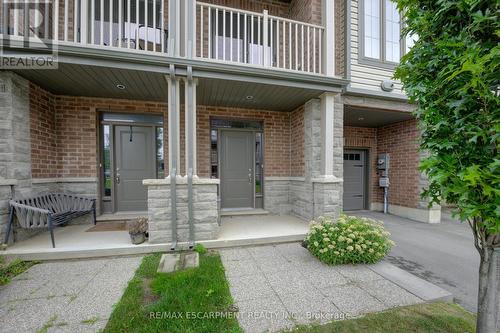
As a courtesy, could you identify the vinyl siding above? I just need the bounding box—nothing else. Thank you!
[349,0,404,94]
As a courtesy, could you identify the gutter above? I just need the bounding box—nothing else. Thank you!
[169,65,178,251]
[186,66,195,249]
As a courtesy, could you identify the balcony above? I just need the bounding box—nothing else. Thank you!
[1,0,329,76]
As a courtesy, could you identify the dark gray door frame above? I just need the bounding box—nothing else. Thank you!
[99,119,161,214]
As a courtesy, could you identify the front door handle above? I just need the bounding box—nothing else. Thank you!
[115,173,121,184]
[248,169,252,183]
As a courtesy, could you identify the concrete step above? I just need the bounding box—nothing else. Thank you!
[220,209,270,217]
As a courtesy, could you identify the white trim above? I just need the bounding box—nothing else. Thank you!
[31,178,98,184]
[322,0,335,76]
[320,92,335,176]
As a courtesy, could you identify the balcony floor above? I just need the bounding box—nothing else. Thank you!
[2,215,308,261]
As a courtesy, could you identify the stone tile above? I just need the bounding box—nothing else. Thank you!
[235,297,294,333]
[279,289,342,325]
[0,296,72,333]
[0,277,48,302]
[227,274,275,301]
[223,259,261,278]
[300,265,349,288]
[322,284,388,317]
[255,257,296,274]
[247,245,285,260]
[265,271,318,298]
[359,279,423,308]
[337,264,384,283]
[48,319,108,333]
[276,243,316,263]
[219,248,252,262]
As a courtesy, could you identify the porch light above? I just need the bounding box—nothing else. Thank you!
[246,95,254,100]
[358,117,365,121]
[116,84,126,90]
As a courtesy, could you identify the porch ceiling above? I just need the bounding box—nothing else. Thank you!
[344,106,414,128]
[14,64,324,112]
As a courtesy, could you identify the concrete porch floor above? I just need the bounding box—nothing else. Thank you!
[1,215,309,261]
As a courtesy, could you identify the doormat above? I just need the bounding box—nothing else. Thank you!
[86,222,127,232]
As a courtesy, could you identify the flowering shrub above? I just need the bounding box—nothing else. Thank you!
[306,214,395,265]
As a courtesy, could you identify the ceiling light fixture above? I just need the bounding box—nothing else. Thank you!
[358,117,365,121]
[116,84,126,90]
[245,95,254,100]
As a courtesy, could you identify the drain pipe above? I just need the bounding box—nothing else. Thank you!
[186,66,195,249]
[168,64,179,251]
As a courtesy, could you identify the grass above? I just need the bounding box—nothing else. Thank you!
[289,302,476,333]
[0,256,38,286]
[103,252,242,333]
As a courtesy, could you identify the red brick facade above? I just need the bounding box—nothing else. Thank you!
[290,105,305,176]
[29,84,302,180]
[376,119,420,208]
[344,119,420,209]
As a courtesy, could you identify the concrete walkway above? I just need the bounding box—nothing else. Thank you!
[352,210,500,328]
[220,243,448,333]
[0,256,142,333]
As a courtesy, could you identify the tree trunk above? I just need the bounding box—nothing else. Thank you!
[476,248,498,333]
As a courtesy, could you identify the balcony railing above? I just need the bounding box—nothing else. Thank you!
[0,0,168,54]
[1,1,326,74]
[195,2,324,74]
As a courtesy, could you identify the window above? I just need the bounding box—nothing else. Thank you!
[362,0,411,65]
[102,125,112,198]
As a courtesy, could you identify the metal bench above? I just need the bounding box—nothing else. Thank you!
[4,193,96,248]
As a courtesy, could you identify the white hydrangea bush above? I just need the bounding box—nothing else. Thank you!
[306,214,395,265]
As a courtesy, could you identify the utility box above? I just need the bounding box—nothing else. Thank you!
[379,177,390,188]
[377,154,390,170]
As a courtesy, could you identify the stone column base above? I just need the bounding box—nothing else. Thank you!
[370,202,441,223]
[144,177,219,244]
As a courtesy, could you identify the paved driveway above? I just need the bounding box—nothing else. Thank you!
[0,256,142,333]
[353,211,499,321]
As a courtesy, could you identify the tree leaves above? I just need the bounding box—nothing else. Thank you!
[394,0,500,239]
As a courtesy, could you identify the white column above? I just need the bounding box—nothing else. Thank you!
[167,76,181,175]
[80,0,88,44]
[322,0,335,76]
[168,0,181,57]
[320,92,335,176]
[185,0,196,58]
[184,77,197,176]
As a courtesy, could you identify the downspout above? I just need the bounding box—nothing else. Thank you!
[169,64,178,251]
[186,66,195,249]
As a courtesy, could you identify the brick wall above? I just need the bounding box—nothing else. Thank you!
[29,84,167,178]
[30,83,297,181]
[375,119,420,208]
[344,120,421,209]
[30,83,57,178]
[290,105,305,176]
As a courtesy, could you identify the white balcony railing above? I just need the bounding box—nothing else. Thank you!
[0,0,167,54]
[195,2,324,74]
[0,1,326,74]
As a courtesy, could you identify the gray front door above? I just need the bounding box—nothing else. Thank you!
[115,126,155,211]
[220,130,254,209]
[343,150,366,210]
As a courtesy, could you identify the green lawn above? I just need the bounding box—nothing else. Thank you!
[103,252,242,333]
[0,257,38,286]
[289,302,476,333]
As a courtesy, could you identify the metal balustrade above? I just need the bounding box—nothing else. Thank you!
[0,0,326,74]
[195,2,325,74]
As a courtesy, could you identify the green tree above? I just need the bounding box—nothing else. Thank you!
[393,1,499,331]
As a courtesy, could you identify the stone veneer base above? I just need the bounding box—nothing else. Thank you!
[370,202,441,224]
